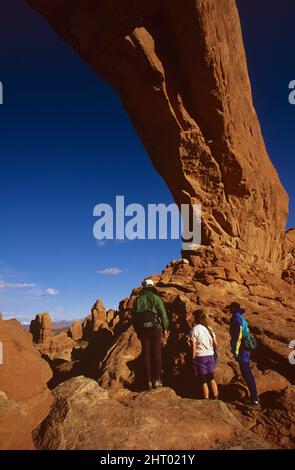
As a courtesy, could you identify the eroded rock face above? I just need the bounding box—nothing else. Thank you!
[30,312,52,343]
[282,228,295,284]
[82,299,110,341]
[33,376,268,450]
[27,0,288,273]
[91,299,108,332]
[99,326,142,390]
[68,320,83,341]
[29,313,79,362]
[228,386,295,449]
[38,332,78,362]
[97,259,295,397]
[24,0,295,450]
[0,318,53,449]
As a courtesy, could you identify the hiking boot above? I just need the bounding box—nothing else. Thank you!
[244,400,261,411]
[153,379,163,389]
[242,398,254,405]
[147,381,153,391]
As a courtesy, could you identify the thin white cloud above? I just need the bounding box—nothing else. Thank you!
[0,281,36,289]
[46,288,59,296]
[97,268,123,276]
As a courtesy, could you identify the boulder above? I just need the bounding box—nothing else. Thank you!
[255,370,291,396]
[98,326,141,390]
[0,394,34,450]
[0,318,53,449]
[229,386,295,449]
[33,376,268,450]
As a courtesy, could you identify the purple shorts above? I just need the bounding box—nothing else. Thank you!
[193,355,215,376]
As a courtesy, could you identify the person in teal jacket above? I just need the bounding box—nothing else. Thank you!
[134,279,169,390]
[227,302,260,410]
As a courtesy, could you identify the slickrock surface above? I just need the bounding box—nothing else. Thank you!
[33,376,268,450]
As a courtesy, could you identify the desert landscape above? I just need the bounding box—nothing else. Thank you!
[0,0,294,451]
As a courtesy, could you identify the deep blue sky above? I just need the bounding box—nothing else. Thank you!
[0,0,294,323]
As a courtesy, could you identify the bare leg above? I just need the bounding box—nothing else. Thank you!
[202,382,209,399]
[209,379,219,399]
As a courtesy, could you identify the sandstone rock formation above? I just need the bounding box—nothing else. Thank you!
[68,320,83,341]
[282,228,295,283]
[97,259,295,396]
[78,301,114,378]
[96,267,295,449]
[99,326,142,390]
[33,376,268,450]
[44,301,115,388]
[82,299,110,340]
[0,317,53,450]
[38,332,78,362]
[29,312,78,362]
[0,393,34,450]
[27,0,288,274]
[106,308,120,329]
[32,263,294,450]
[30,312,52,343]
[228,385,295,449]
[24,0,295,451]
[91,299,107,330]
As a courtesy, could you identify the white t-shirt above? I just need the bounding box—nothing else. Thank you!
[190,324,216,357]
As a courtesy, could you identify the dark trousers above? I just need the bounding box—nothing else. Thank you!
[139,328,162,382]
[239,361,258,401]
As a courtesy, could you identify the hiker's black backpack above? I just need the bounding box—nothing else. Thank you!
[133,309,159,331]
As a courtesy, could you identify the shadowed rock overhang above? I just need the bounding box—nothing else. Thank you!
[27,0,289,273]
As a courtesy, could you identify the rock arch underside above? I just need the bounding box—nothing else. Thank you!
[0,0,294,451]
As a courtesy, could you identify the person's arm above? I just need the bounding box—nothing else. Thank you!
[190,327,200,359]
[230,316,243,357]
[212,332,218,349]
[191,339,197,359]
[209,327,217,349]
[156,296,169,331]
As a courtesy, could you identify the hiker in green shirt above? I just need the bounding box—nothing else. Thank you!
[133,279,169,390]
